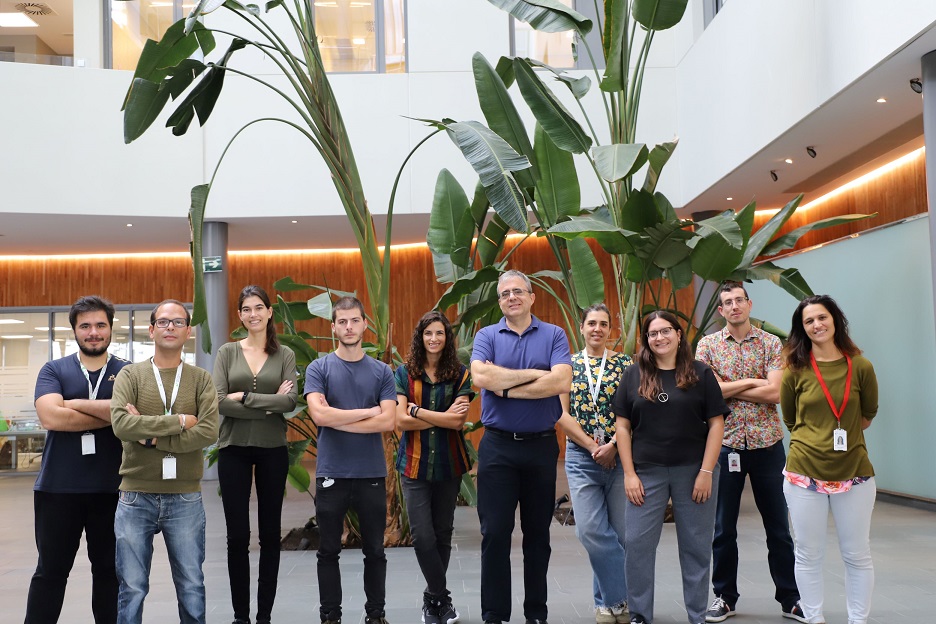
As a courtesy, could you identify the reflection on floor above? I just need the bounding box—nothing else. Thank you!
[1,467,934,623]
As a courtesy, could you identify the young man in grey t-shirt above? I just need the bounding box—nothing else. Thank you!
[304,296,397,624]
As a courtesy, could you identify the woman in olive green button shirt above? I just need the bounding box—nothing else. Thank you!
[213,285,298,624]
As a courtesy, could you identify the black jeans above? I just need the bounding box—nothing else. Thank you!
[711,441,800,609]
[218,445,289,623]
[401,475,461,599]
[25,491,119,624]
[315,476,387,622]
[477,431,559,622]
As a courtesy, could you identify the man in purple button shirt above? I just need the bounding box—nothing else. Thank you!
[470,270,572,624]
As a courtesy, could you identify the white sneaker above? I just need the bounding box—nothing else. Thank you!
[611,602,629,624]
[595,607,616,624]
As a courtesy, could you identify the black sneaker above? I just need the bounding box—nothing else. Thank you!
[704,597,736,622]
[437,598,460,624]
[422,602,442,624]
[781,601,808,623]
[365,618,388,624]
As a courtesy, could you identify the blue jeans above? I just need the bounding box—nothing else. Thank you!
[564,442,627,608]
[114,491,207,624]
[711,442,799,610]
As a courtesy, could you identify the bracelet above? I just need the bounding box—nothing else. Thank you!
[502,388,509,399]
[699,468,713,474]
[414,407,421,419]
[178,414,185,433]
[241,391,249,404]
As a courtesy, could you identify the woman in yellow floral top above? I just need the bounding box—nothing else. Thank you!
[558,303,632,624]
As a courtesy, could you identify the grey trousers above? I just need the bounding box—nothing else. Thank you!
[624,463,720,624]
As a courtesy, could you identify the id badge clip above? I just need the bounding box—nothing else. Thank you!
[162,454,177,480]
[833,428,848,452]
[727,451,741,472]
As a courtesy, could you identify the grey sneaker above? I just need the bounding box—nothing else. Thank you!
[782,601,808,623]
[611,602,629,624]
[704,597,736,622]
[595,607,616,624]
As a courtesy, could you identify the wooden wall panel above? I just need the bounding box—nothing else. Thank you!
[752,150,928,255]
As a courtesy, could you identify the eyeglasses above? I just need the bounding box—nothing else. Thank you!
[154,318,188,329]
[720,296,749,308]
[647,327,676,339]
[498,288,530,301]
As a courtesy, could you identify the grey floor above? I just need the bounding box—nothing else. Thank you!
[0,467,934,624]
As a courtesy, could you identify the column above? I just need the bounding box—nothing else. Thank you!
[922,51,936,327]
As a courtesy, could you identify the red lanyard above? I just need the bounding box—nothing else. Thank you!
[809,352,852,424]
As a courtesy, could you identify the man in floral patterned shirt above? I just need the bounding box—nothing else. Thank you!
[695,282,806,623]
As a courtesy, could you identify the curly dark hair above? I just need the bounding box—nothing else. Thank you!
[783,294,861,371]
[238,285,279,355]
[404,311,462,382]
[636,310,698,401]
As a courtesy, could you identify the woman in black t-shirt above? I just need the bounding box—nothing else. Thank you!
[612,311,728,624]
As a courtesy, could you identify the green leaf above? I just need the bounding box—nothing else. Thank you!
[741,194,803,267]
[445,121,530,232]
[654,191,677,221]
[428,169,470,256]
[287,463,311,492]
[494,55,515,88]
[459,472,478,507]
[548,217,640,255]
[632,0,689,31]
[473,53,538,188]
[759,213,877,257]
[618,189,660,232]
[526,58,591,99]
[287,439,313,466]
[734,199,757,251]
[165,38,247,137]
[486,0,592,34]
[277,295,297,335]
[188,184,211,354]
[274,300,315,322]
[533,123,580,227]
[694,210,743,248]
[743,262,813,301]
[278,334,318,367]
[642,140,677,193]
[600,0,627,92]
[567,238,604,307]
[273,276,320,292]
[456,293,503,328]
[123,79,172,144]
[307,292,333,320]
[593,143,649,182]
[477,214,510,267]
[690,234,744,282]
[437,267,502,312]
[185,0,227,35]
[513,58,592,154]
[667,257,693,291]
[637,220,694,269]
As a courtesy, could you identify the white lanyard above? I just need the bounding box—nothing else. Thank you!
[151,358,183,415]
[78,353,111,400]
[582,349,608,407]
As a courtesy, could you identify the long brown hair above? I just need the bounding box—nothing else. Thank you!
[238,285,279,355]
[783,294,861,371]
[637,310,698,401]
[404,311,462,382]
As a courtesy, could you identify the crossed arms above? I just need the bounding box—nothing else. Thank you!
[35,394,113,432]
[470,360,572,399]
[306,392,397,433]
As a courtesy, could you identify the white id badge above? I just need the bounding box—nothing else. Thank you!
[81,432,96,455]
[162,455,177,480]
[593,427,604,445]
[728,452,741,472]
[833,428,848,451]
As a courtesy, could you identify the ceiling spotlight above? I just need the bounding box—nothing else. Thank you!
[770,170,779,182]
[876,97,887,103]
[910,78,923,94]
[784,158,793,164]
[806,146,817,158]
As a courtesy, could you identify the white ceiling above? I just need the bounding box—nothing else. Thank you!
[0,0,74,55]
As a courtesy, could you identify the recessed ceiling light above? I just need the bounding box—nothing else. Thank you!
[291,220,298,224]
[1,335,35,339]
[34,327,71,332]
[877,97,887,103]
[127,223,133,227]
[726,197,733,201]
[352,38,366,45]
[0,13,39,27]
[784,158,793,164]
[0,319,24,324]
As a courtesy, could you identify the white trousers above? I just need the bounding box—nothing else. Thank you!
[783,478,876,624]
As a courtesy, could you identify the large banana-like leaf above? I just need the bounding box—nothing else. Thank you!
[632,0,690,31]
[184,0,227,34]
[600,0,627,92]
[636,220,694,269]
[567,238,605,308]
[514,58,592,154]
[619,189,660,232]
[666,257,694,291]
[165,38,247,136]
[486,0,593,34]
[533,124,580,227]
[277,334,318,367]
[642,140,677,193]
[695,210,743,248]
[526,59,591,99]
[593,143,649,182]
[740,194,803,266]
[477,214,510,267]
[437,267,503,312]
[188,184,211,354]
[742,262,813,301]
[759,213,878,257]
[306,292,333,320]
[549,217,640,255]
[473,53,538,188]
[428,169,470,257]
[734,199,757,250]
[124,79,173,144]
[445,121,530,233]
[690,234,744,282]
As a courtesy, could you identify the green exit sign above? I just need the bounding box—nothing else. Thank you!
[202,256,223,273]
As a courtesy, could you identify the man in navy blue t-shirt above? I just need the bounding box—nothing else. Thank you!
[25,296,130,624]
[304,296,397,624]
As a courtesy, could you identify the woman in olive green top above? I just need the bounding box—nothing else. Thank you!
[213,285,298,624]
[780,295,878,624]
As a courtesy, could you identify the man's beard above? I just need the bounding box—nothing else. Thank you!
[77,340,110,357]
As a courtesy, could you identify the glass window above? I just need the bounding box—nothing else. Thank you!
[110,0,177,71]
[0,312,52,429]
[0,3,74,66]
[383,0,406,73]
[512,0,575,69]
